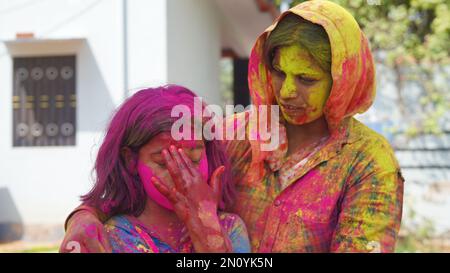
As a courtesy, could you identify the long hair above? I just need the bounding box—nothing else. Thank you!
[81,85,234,217]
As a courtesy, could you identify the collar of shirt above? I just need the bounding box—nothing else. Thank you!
[264,117,362,187]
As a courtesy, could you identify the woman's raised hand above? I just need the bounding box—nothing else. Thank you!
[151,145,232,252]
[151,145,224,223]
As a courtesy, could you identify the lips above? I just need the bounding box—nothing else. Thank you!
[280,103,306,113]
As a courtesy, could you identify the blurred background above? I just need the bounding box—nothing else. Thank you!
[0,0,448,252]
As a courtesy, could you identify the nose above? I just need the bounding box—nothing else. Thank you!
[279,76,298,99]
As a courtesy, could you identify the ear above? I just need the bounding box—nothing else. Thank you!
[121,147,137,174]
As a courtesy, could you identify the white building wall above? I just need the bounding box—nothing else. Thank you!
[0,0,126,225]
[0,0,224,225]
[127,0,168,93]
[166,0,222,106]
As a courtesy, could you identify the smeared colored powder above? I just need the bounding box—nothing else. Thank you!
[272,44,332,125]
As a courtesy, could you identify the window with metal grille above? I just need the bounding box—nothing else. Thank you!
[13,56,76,147]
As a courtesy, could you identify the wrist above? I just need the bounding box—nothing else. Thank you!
[188,225,232,253]
[186,207,221,230]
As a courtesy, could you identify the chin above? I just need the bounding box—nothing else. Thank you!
[283,113,322,125]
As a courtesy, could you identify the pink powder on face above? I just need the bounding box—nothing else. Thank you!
[137,161,174,211]
[137,150,209,211]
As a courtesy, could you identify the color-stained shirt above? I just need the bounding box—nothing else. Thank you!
[232,0,405,253]
[105,212,251,253]
[226,117,404,252]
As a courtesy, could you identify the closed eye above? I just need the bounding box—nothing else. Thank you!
[151,154,166,168]
[155,161,166,168]
[272,67,286,79]
[297,75,318,85]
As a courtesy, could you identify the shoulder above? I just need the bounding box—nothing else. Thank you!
[345,118,400,172]
[104,215,157,253]
[104,215,142,243]
[339,118,405,190]
[105,215,134,232]
[350,118,393,147]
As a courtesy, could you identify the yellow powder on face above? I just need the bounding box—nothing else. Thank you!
[272,44,332,124]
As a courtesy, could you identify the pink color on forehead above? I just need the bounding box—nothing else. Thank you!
[154,133,202,149]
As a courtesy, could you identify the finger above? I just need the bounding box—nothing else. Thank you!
[152,176,178,203]
[171,187,189,205]
[178,148,200,178]
[179,226,189,244]
[168,146,193,188]
[210,166,225,199]
[170,146,192,178]
[162,149,185,190]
